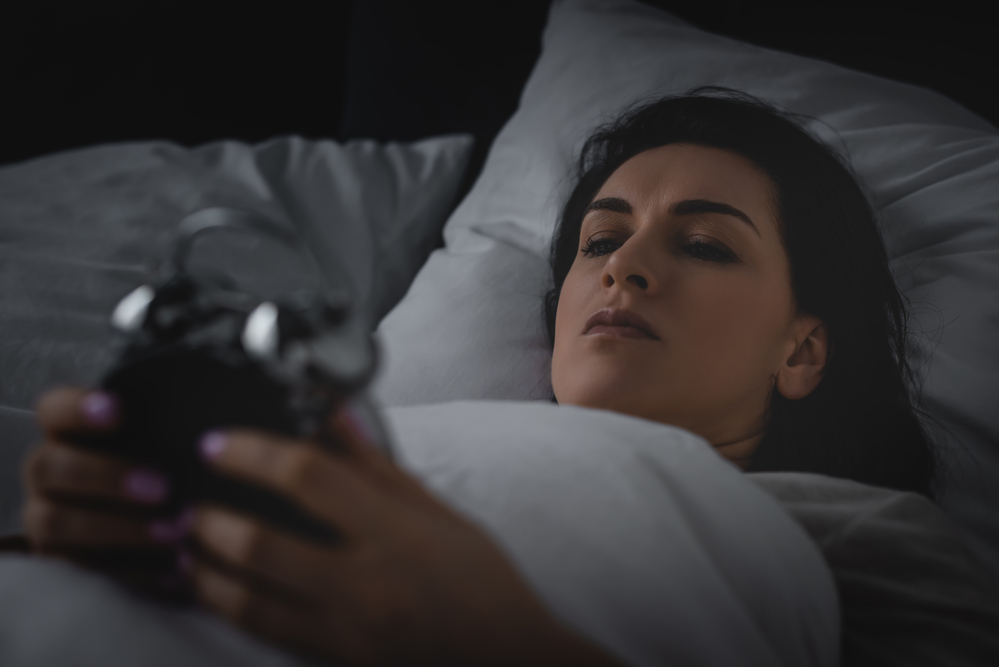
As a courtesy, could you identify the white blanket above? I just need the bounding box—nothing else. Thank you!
[0,401,837,667]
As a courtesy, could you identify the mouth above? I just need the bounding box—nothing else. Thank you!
[582,308,659,340]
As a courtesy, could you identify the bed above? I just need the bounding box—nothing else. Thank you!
[1,0,998,664]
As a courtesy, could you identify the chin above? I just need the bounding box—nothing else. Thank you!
[553,365,656,419]
[554,369,705,436]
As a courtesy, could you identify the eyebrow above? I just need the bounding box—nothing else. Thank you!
[585,196,759,236]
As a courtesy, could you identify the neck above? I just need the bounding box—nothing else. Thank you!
[711,430,764,470]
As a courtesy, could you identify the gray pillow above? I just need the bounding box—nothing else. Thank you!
[0,133,473,532]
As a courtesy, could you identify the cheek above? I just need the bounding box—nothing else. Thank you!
[677,272,793,373]
[552,263,595,382]
[554,263,594,337]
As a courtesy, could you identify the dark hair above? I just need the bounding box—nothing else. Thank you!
[544,86,936,498]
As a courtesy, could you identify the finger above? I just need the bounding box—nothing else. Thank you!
[329,409,441,505]
[328,408,395,471]
[198,430,389,536]
[24,440,170,505]
[191,559,325,657]
[194,506,349,597]
[35,386,120,436]
[328,406,380,459]
[23,497,188,551]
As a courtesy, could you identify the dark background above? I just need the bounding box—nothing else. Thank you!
[1,1,993,181]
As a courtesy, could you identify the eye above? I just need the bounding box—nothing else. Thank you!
[681,239,737,263]
[580,237,621,257]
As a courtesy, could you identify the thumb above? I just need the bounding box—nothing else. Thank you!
[35,387,120,436]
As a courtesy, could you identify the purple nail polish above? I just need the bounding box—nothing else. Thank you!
[198,431,227,461]
[157,572,185,590]
[123,468,169,504]
[344,407,372,441]
[175,506,196,534]
[149,519,182,544]
[80,391,119,427]
[177,549,193,574]
[148,507,195,544]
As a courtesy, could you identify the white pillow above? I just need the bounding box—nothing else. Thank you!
[0,133,473,532]
[372,0,999,577]
[0,400,837,667]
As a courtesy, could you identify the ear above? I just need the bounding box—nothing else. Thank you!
[775,315,829,401]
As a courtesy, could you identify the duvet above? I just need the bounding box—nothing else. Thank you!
[0,400,839,667]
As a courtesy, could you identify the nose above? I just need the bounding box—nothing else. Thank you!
[601,237,658,294]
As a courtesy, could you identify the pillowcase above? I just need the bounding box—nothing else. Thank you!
[0,133,473,533]
[371,0,999,578]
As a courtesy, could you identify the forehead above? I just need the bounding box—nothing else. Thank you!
[594,143,776,221]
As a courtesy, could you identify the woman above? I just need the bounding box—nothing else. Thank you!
[19,89,938,664]
[545,87,934,495]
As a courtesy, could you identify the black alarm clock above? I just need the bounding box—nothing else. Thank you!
[87,208,391,544]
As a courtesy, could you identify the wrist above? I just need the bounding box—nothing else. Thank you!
[537,623,623,667]
[492,610,623,667]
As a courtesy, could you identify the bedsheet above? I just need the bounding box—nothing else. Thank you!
[751,473,999,665]
[0,401,838,667]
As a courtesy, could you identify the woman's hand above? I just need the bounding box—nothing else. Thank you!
[23,387,186,585]
[23,386,620,664]
[189,413,620,666]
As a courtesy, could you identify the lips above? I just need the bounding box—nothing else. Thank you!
[582,308,659,340]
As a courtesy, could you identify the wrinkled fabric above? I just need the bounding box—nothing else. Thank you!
[751,473,999,666]
[0,401,838,667]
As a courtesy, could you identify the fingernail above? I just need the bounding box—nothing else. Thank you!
[175,506,196,533]
[80,391,119,427]
[123,468,169,503]
[149,519,183,544]
[157,572,185,590]
[198,431,227,461]
[343,406,372,441]
[177,549,193,575]
[148,506,195,544]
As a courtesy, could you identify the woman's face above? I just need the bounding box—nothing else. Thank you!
[552,143,824,463]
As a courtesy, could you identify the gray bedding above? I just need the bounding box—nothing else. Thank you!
[751,473,999,666]
[2,465,996,666]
